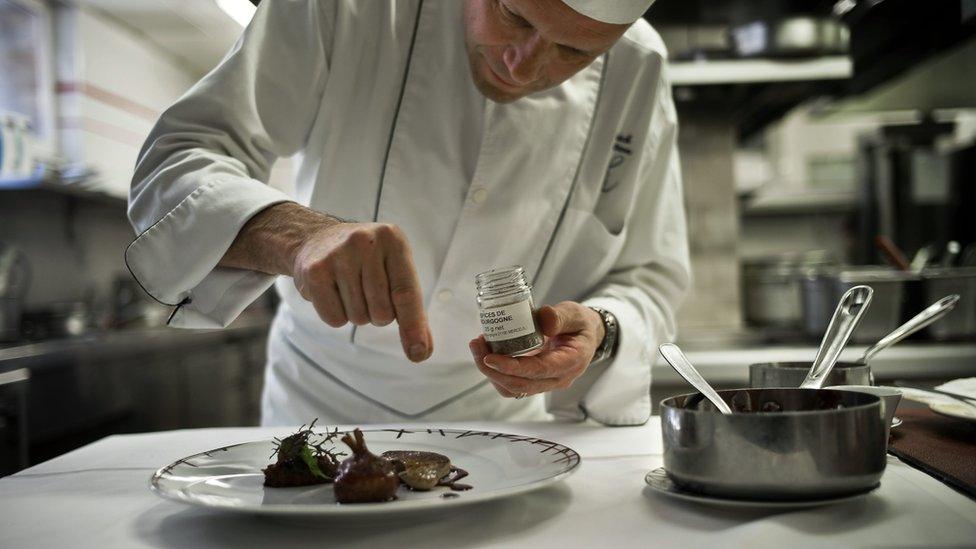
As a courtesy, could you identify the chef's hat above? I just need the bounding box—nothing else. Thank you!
[561,0,655,24]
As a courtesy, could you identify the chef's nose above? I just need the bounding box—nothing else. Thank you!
[504,33,546,85]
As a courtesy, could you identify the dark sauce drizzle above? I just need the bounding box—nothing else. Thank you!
[438,466,472,491]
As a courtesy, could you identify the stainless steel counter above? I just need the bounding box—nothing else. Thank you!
[0,316,273,474]
[0,315,271,373]
[656,337,976,385]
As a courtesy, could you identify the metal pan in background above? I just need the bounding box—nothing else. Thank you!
[731,17,850,59]
[750,360,873,389]
[661,388,886,501]
[741,251,835,330]
[921,268,976,340]
[802,267,920,344]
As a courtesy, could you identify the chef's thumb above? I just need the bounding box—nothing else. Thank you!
[538,304,587,337]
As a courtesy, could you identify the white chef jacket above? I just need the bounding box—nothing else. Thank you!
[126,0,691,426]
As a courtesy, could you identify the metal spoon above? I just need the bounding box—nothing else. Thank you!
[659,343,733,415]
[800,285,874,389]
[859,295,961,363]
[910,245,933,273]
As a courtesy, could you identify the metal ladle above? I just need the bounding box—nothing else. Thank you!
[659,343,733,415]
[800,285,874,389]
[859,294,961,363]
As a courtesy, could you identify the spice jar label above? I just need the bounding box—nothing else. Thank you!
[479,300,536,342]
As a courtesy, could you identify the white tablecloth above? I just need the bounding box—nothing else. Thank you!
[2,419,975,548]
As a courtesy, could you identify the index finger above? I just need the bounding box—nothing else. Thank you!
[385,242,431,362]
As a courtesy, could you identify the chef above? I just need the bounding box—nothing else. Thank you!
[126,0,690,426]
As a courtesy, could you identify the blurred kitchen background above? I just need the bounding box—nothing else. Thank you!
[1,0,974,475]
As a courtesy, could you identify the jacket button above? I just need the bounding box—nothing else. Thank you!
[471,188,488,204]
[437,289,454,302]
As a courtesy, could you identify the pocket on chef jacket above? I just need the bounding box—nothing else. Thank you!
[539,208,628,302]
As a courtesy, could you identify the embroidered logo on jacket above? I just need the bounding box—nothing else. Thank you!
[602,134,632,193]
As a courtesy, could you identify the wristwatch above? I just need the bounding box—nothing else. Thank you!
[588,306,618,364]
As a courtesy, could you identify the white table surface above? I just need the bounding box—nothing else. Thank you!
[2,419,976,549]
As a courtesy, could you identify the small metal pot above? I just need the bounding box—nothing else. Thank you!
[802,267,919,344]
[921,268,976,340]
[742,252,834,329]
[750,361,873,388]
[661,388,886,500]
[836,269,920,343]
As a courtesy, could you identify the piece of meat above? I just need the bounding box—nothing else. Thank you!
[262,458,335,488]
[333,429,399,503]
[382,450,452,491]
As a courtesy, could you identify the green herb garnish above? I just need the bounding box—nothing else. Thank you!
[270,419,343,479]
[301,444,328,480]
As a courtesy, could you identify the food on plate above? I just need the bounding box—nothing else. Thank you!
[262,420,343,487]
[382,450,453,490]
[333,429,400,503]
[263,423,474,502]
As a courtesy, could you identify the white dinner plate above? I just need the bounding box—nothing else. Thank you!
[644,468,878,509]
[898,384,976,424]
[931,402,976,423]
[151,428,580,517]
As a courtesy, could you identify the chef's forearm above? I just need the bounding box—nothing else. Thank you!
[219,202,341,276]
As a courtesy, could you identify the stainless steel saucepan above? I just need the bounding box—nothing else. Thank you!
[659,287,885,500]
[751,294,960,388]
[660,388,886,500]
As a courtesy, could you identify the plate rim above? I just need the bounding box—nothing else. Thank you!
[643,467,879,509]
[150,427,582,516]
[930,402,976,423]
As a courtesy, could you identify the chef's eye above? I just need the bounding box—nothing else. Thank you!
[498,1,530,27]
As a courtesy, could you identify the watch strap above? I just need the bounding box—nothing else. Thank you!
[589,306,618,364]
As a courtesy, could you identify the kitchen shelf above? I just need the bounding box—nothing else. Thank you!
[0,315,271,373]
[741,190,859,216]
[0,174,126,207]
[670,56,853,86]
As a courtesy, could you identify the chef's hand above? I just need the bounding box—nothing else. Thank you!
[292,221,433,362]
[468,302,605,398]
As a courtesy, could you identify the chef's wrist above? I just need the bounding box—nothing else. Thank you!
[588,306,618,364]
[221,202,341,277]
[586,306,605,344]
[285,208,347,273]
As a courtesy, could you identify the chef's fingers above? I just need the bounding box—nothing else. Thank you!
[483,344,582,381]
[470,338,522,395]
[476,358,562,395]
[383,229,431,362]
[361,249,394,326]
[468,336,490,366]
[308,279,348,328]
[336,274,369,326]
[489,380,518,398]
[472,338,571,395]
[538,303,591,337]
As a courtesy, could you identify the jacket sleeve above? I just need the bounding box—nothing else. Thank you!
[547,62,692,426]
[125,0,334,328]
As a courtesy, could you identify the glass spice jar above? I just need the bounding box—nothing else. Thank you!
[475,266,545,356]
